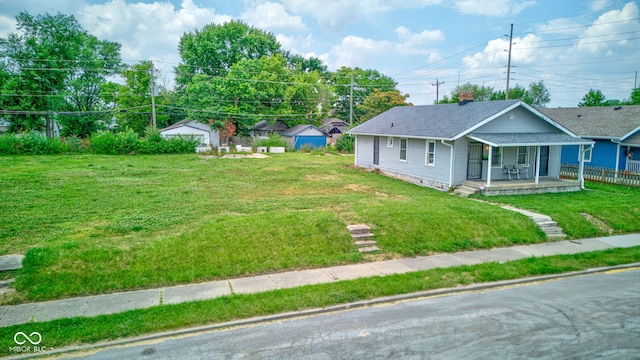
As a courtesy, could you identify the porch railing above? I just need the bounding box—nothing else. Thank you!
[628,159,640,174]
[560,164,640,187]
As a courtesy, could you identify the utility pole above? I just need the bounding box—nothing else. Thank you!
[432,79,444,103]
[505,23,514,100]
[150,60,157,128]
[349,75,354,125]
[635,70,637,89]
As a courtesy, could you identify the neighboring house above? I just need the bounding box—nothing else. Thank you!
[348,99,593,195]
[0,119,9,134]
[539,106,640,174]
[160,120,220,152]
[250,120,288,138]
[319,118,349,145]
[281,124,328,150]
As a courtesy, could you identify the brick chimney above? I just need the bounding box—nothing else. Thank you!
[459,90,474,105]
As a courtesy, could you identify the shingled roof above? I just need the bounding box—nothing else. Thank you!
[348,100,524,139]
[539,105,640,141]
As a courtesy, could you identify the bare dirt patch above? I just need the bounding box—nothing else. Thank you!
[344,184,371,192]
[581,213,614,235]
[305,174,340,181]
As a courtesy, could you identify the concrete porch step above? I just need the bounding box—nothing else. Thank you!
[358,246,380,253]
[351,233,375,241]
[347,224,372,235]
[354,240,378,248]
[453,186,479,197]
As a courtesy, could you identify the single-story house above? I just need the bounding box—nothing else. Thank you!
[539,105,640,174]
[250,120,288,138]
[348,98,594,195]
[319,118,349,145]
[160,120,220,152]
[281,124,328,150]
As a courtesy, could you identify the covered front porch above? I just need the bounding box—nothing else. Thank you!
[465,132,594,193]
[461,178,582,196]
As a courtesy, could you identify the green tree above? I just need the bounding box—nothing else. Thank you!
[359,89,412,121]
[627,88,640,105]
[578,89,607,107]
[437,83,494,104]
[57,36,122,137]
[181,54,292,136]
[102,61,167,135]
[0,12,119,137]
[285,70,332,127]
[175,20,281,90]
[283,52,330,78]
[330,66,397,124]
[527,80,551,107]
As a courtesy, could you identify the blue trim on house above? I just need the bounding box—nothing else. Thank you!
[562,140,624,170]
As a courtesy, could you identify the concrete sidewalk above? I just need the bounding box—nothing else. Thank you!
[1,234,639,327]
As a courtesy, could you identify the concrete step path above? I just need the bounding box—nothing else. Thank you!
[1,234,639,327]
[499,205,568,239]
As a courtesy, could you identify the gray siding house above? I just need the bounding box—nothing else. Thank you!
[348,100,593,195]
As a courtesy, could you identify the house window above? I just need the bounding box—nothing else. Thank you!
[400,138,408,161]
[517,146,529,165]
[387,137,394,148]
[582,147,592,162]
[491,147,503,167]
[425,141,435,166]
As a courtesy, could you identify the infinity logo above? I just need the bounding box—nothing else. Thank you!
[13,332,42,345]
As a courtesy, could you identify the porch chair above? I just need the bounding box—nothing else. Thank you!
[503,165,519,180]
[514,164,529,179]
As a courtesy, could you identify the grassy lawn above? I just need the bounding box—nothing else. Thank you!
[1,153,548,302]
[481,182,640,239]
[0,246,638,356]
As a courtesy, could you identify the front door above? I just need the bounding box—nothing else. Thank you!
[539,146,549,176]
[373,136,380,165]
[467,142,482,179]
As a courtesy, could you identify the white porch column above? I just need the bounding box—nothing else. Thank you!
[486,145,492,187]
[535,145,540,184]
[615,143,620,182]
[578,144,585,189]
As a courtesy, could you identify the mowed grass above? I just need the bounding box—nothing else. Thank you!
[483,182,640,239]
[0,153,582,302]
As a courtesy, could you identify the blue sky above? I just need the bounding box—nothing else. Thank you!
[1,0,639,107]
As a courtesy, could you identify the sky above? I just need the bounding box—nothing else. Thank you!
[0,0,639,108]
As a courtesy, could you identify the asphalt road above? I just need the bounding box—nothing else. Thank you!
[64,268,640,360]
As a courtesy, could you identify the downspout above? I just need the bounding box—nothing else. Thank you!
[441,140,454,188]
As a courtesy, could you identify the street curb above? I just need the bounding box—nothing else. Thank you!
[7,262,640,359]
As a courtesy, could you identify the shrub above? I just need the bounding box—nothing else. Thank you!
[335,133,354,153]
[258,133,287,148]
[0,134,21,155]
[114,128,140,154]
[89,131,117,154]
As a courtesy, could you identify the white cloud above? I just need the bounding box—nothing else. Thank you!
[242,2,306,32]
[394,26,445,55]
[462,33,543,69]
[0,0,84,37]
[76,0,230,82]
[325,35,394,69]
[590,0,612,12]
[572,1,639,54]
[277,0,442,32]
[453,0,536,17]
